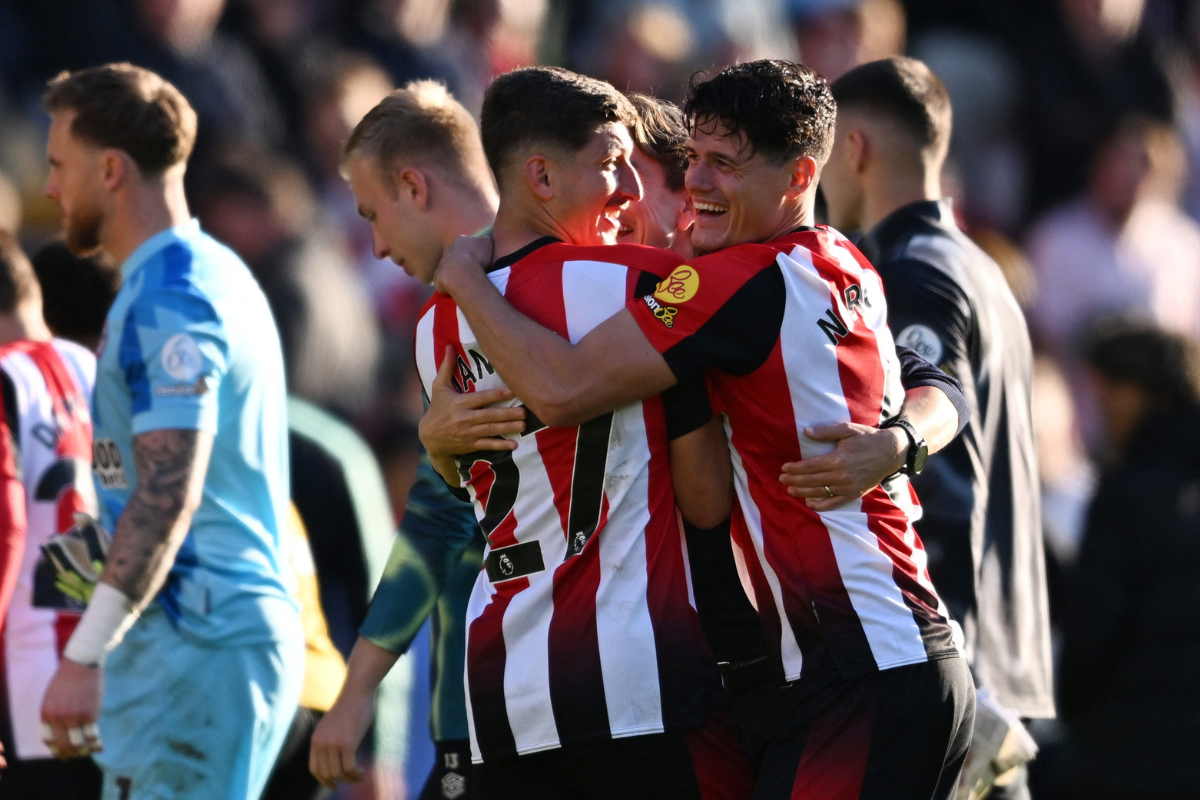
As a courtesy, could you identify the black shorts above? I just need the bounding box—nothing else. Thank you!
[474,705,753,800]
[729,656,975,800]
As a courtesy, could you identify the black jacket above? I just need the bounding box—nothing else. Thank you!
[1059,406,1200,797]
[861,199,1054,717]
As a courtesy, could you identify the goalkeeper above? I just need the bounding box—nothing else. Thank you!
[39,65,303,800]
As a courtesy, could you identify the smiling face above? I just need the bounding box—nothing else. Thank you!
[44,111,109,256]
[543,122,642,246]
[684,120,810,253]
[617,146,690,249]
[345,153,444,284]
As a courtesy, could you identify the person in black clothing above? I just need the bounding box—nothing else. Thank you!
[1059,326,1200,800]
[818,57,1054,798]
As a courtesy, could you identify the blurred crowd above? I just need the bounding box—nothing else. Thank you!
[4,0,1200,797]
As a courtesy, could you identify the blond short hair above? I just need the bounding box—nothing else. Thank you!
[343,80,490,192]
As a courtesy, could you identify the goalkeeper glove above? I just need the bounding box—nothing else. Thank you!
[41,513,111,604]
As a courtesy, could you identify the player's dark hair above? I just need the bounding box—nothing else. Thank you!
[1086,324,1200,410]
[43,63,197,176]
[480,67,636,185]
[0,230,43,316]
[30,238,120,347]
[627,93,688,193]
[831,57,952,158]
[685,60,837,164]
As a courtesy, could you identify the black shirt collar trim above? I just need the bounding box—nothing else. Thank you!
[860,198,955,263]
[488,236,561,273]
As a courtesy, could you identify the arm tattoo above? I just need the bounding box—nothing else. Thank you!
[103,429,213,605]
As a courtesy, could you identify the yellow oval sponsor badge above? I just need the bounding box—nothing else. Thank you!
[653,265,700,304]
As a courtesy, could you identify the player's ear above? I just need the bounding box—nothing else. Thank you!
[523,155,554,201]
[676,193,695,235]
[397,168,430,210]
[846,129,869,175]
[100,149,128,192]
[786,155,819,197]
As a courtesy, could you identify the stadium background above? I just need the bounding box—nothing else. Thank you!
[1,0,1197,797]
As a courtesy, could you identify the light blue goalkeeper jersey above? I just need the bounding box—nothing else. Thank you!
[92,219,300,645]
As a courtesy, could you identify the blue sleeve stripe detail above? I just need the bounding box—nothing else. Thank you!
[118,307,152,415]
[160,243,197,289]
[152,292,221,324]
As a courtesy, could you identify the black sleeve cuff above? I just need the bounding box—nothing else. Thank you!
[662,374,714,440]
[895,345,970,436]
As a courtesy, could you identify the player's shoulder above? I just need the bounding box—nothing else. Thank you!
[532,242,685,278]
[688,240,783,296]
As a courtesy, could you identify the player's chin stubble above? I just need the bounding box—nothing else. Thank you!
[64,205,104,257]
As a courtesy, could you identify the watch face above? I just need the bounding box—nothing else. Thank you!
[912,444,929,474]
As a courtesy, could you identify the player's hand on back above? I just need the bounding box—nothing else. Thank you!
[433,235,494,296]
[309,689,374,790]
[779,423,908,511]
[40,659,104,759]
[420,345,526,459]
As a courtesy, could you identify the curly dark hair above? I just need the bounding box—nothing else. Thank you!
[684,60,837,164]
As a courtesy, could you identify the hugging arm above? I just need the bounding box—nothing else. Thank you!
[434,237,677,427]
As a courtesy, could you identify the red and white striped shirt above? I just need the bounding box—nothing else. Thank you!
[415,239,714,763]
[630,227,963,683]
[0,339,97,759]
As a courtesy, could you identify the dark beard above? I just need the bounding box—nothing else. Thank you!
[64,205,103,257]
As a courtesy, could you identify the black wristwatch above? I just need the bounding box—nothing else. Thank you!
[881,418,928,476]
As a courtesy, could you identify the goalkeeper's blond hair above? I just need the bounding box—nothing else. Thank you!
[343,80,494,196]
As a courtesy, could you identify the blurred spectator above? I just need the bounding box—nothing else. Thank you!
[787,0,905,81]
[350,0,464,97]
[192,147,382,417]
[912,31,1026,232]
[1016,0,1175,220]
[220,0,346,160]
[1026,117,1200,358]
[1059,325,1200,800]
[125,0,287,154]
[438,0,504,114]
[577,3,697,102]
[1032,357,1094,575]
[28,240,119,352]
